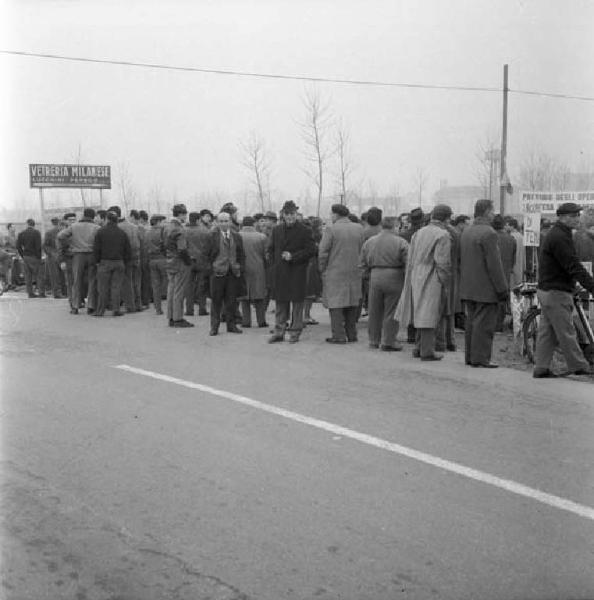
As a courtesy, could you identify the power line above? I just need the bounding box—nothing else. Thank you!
[2,49,594,102]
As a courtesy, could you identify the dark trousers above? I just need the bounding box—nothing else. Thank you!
[367,270,404,346]
[141,259,151,306]
[210,272,240,331]
[22,256,44,296]
[96,260,125,315]
[329,306,359,341]
[415,328,437,358]
[436,314,456,350]
[122,260,141,312]
[149,258,168,312]
[275,301,304,335]
[241,299,266,327]
[72,253,97,310]
[184,262,200,314]
[464,301,498,365]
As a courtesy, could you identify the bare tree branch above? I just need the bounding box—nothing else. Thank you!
[239,131,271,213]
[300,85,333,216]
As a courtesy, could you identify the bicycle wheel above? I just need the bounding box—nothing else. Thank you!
[523,308,541,363]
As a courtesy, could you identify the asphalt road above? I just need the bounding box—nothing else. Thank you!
[1,295,593,600]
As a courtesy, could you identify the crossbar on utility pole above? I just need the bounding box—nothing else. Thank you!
[499,64,509,215]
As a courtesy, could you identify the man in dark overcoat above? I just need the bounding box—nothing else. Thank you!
[459,199,508,367]
[267,201,316,344]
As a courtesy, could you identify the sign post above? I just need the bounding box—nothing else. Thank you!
[29,163,111,228]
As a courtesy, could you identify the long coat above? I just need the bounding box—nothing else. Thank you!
[239,226,267,299]
[459,217,508,303]
[395,221,452,329]
[268,222,316,302]
[318,217,364,308]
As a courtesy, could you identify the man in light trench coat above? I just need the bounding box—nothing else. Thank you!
[395,204,453,360]
[318,203,365,344]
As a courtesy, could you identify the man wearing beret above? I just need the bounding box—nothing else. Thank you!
[533,202,594,377]
[267,201,316,343]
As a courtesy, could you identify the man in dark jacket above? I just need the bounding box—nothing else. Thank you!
[493,214,517,331]
[459,199,508,367]
[533,202,594,377]
[205,212,245,335]
[267,201,316,344]
[93,211,131,316]
[16,218,45,298]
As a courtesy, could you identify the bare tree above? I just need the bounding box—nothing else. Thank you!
[148,183,164,214]
[239,131,271,213]
[519,152,570,191]
[116,161,137,215]
[334,118,354,204]
[475,133,500,200]
[414,167,429,208]
[300,86,333,217]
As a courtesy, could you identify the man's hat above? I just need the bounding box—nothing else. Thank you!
[556,202,582,216]
[280,201,299,214]
[172,203,188,214]
[265,210,278,220]
[409,207,424,224]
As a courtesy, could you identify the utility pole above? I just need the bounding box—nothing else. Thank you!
[499,64,509,215]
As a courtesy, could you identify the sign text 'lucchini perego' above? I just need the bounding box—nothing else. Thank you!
[29,164,111,189]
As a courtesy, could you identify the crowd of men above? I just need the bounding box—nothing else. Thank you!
[2,197,594,379]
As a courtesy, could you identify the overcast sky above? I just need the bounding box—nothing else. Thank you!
[1,0,593,213]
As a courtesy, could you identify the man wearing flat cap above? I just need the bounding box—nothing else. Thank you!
[533,202,594,377]
[319,203,365,344]
[267,200,316,343]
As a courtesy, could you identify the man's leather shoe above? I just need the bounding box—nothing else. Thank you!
[87,308,95,315]
[169,319,175,326]
[113,311,124,317]
[326,337,347,344]
[198,309,209,316]
[268,334,284,343]
[288,334,300,344]
[155,309,163,315]
[420,353,444,361]
[227,326,242,334]
[173,319,194,328]
[369,343,379,349]
[566,367,594,376]
[446,344,457,351]
[471,362,499,368]
[533,368,558,378]
[412,349,421,358]
[209,328,218,336]
[29,293,39,298]
[347,338,358,343]
[70,307,79,314]
[381,344,403,352]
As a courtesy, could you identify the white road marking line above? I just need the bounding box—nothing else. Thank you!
[115,364,594,522]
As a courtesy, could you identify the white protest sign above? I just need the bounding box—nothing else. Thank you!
[523,212,541,247]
